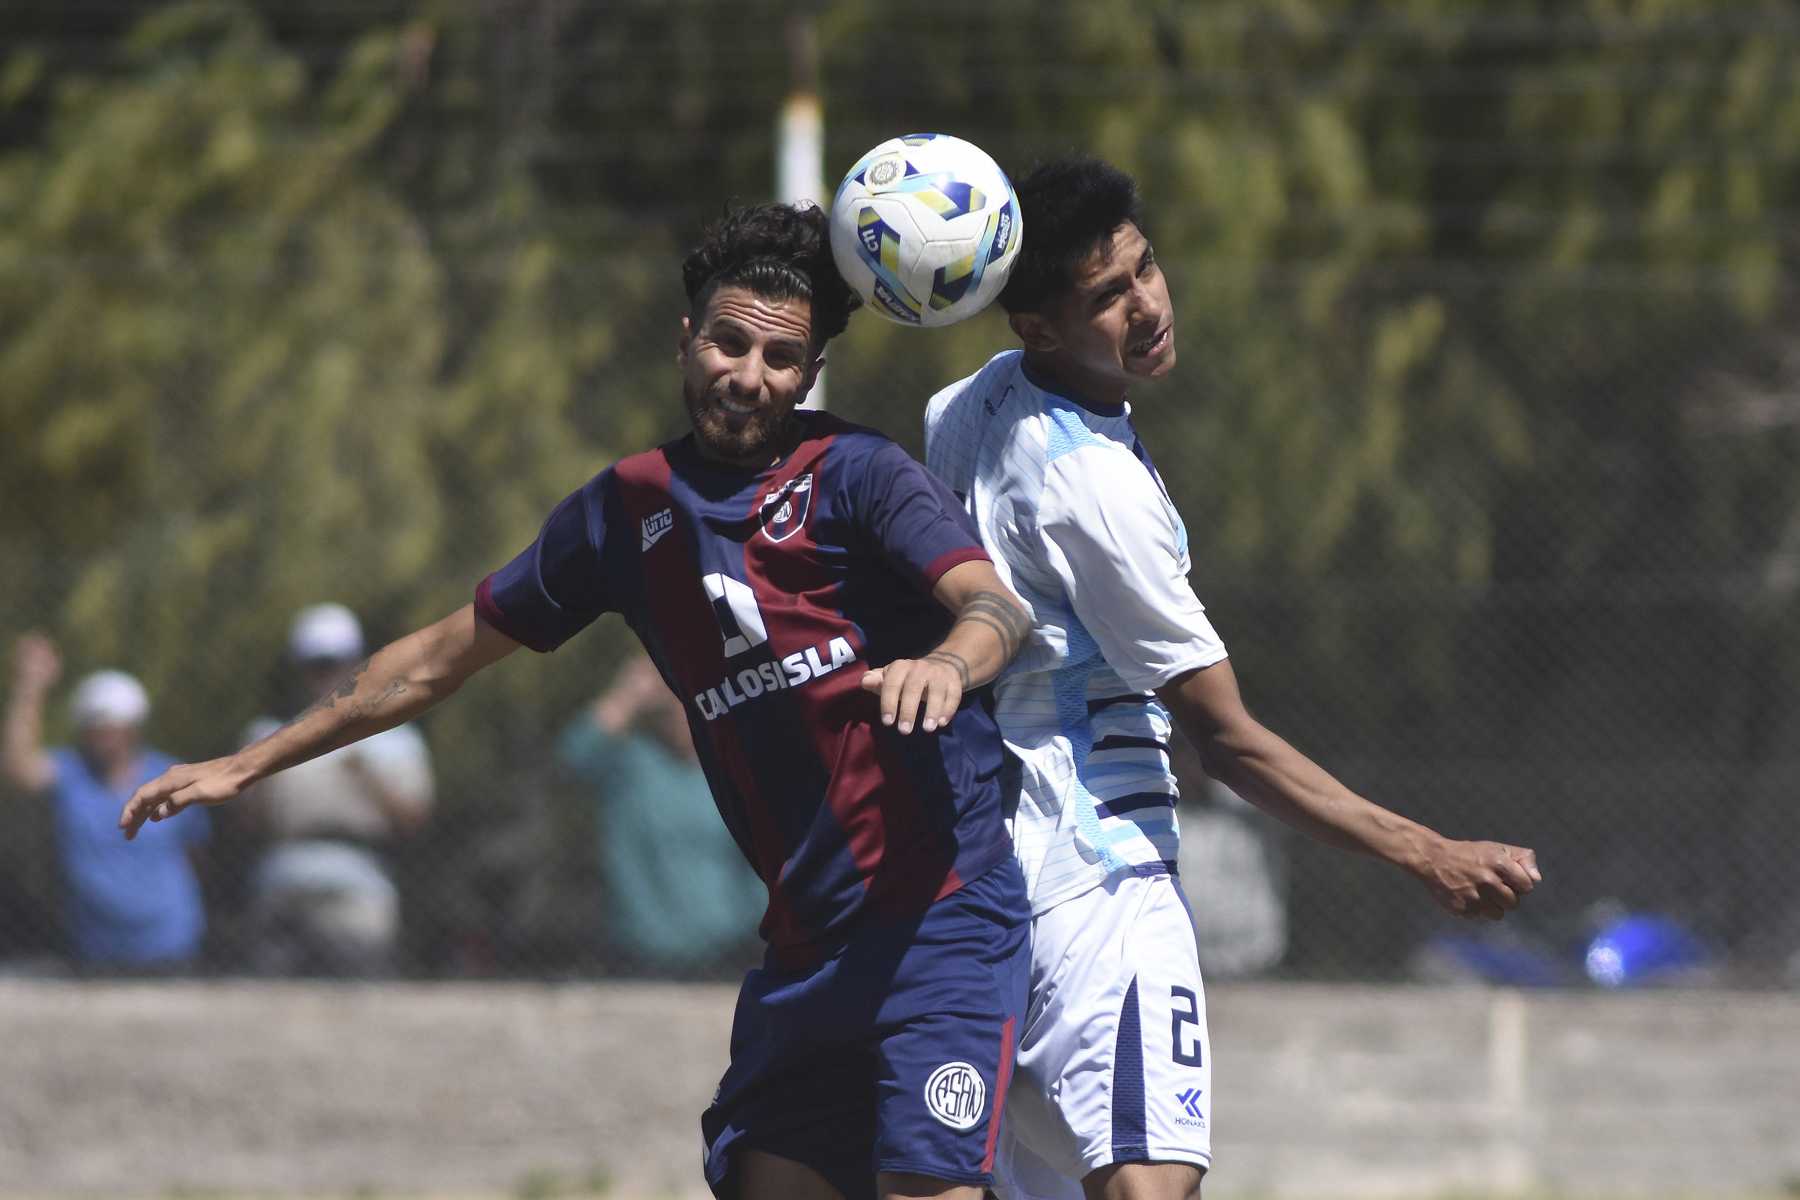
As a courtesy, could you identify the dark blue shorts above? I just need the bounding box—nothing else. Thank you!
[702,856,1030,1200]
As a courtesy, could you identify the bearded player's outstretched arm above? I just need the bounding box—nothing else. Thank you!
[119,605,518,838]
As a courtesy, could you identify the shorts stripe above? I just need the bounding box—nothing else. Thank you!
[982,1015,1017,1172]
[1111,976,1147,1158]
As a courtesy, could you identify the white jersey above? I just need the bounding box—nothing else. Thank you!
[925,350,1228,914]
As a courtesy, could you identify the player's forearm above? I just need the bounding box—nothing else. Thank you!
[1191,717,1439,870]
[235,607,501,787]
[1156,664,1442,871]
[927,587,1032,691]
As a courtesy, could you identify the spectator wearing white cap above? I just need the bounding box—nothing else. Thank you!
[239,604,435,975]
[2,633,209,968]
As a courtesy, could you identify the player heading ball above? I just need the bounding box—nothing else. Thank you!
[120,201,1038,1200]
[927,157,1542,1200]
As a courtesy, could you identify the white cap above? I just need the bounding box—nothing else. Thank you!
[289,603,364,663]
[69,670,150,730]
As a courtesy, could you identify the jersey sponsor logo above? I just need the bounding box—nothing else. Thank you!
[923,1061,986,1131]
[760,473,814,543]
[693,636,857,722]
[1176,1087,1206,1124]
[702,573,769,657]
[641,507,674,551]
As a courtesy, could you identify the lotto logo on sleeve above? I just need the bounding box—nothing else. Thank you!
[641,508,674,551]
[923,1061,986,1130]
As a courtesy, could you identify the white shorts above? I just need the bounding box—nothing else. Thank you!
[993,871,1213,1199]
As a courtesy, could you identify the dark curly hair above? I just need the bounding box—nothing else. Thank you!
[681,202,861,348]
[999,157,1147,315]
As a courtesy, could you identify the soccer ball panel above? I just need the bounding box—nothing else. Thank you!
[828,134,1022,328]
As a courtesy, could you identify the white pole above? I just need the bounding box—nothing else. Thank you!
[778,13,827,410]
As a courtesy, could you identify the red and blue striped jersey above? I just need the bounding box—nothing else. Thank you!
[476,412,1014,964]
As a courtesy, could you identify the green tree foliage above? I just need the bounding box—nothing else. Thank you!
[0,3,641,781]
[4,0,1797,970]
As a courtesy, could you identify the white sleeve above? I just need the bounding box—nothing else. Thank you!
[1039,448,1227,693]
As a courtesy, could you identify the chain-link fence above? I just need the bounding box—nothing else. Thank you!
[4,1,1799,988]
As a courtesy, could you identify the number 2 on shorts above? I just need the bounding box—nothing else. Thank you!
[1171,986,1204,1066]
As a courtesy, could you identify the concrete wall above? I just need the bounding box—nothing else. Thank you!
[1,980,1794,1198]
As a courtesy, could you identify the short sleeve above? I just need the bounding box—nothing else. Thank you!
[1039,450,1227,693]
[476,470,621,652]
[852,439,990,590]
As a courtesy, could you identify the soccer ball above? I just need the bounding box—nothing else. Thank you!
[828,133,1022,328]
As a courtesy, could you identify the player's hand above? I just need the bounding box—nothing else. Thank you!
[11,632,62,694]
[1413,838,1541,920]
[860,652,969,735]
[118,755,254,840]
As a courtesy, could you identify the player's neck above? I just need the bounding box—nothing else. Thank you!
[1020,351,1129,414]
[690,416,804,472]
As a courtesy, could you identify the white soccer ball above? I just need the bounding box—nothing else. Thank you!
[828,133,1022,328]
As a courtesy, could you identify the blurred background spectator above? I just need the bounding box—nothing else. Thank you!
[2,633,209,972]
[1171,742,1289,980]
[556,654,762,977]
[239,604,435,976]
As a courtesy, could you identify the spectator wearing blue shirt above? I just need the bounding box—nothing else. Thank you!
[2,634,209,969]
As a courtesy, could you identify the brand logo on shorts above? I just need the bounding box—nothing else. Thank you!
[1176,1087,1207,1126]
[924,1061,986,1131]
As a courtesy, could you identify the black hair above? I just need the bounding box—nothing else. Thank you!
[998,156,1147,314]
[681,202,860,348]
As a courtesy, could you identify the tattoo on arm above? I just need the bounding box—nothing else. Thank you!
[268,657,410,771]
[957,591,1032,661]
[294,658,373,724]
[924,650,973,691]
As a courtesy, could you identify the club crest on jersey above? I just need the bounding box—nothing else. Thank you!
[760,473,814,543]
[641,507,674,551]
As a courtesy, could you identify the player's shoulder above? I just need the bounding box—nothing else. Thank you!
[925,349,1027,431]
[610,442,673,487]
[791,409,910,468]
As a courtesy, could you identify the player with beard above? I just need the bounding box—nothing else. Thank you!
[120,203,1038,1200]
[925,158,1542,1200]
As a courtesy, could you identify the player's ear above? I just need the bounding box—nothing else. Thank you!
[1010,310,1059,354]
[801,352,825,395]
[676,314,694,367]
